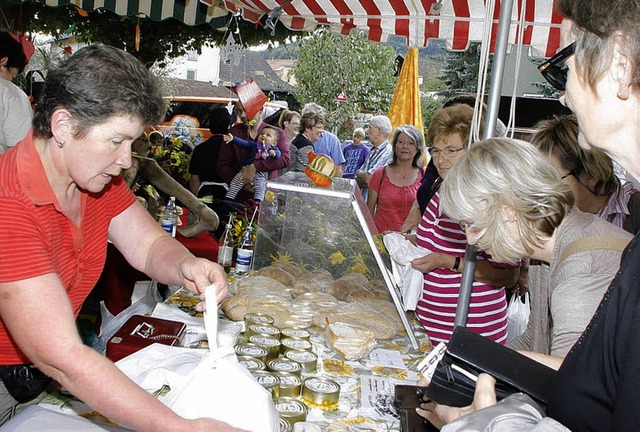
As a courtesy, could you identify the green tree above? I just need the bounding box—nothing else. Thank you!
[438,42,491,97]
[1,2,296,67]
[293,28,397,138]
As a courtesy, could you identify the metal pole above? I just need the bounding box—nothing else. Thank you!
[454,0,514,327]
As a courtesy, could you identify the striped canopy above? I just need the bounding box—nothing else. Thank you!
[222,0,563,57]
[12,0,562,58]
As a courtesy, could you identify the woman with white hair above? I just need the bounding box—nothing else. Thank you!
[440,137,631,358]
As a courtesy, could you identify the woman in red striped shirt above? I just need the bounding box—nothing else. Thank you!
[410,105,518,345]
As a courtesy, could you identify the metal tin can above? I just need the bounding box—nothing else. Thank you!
[284,350,318,373]
[236,355,266,371]
[244,313,274,328]
[234,343,269,363]
[267,357,303,376]
[274,397,307,426]
[278,417,292,432]
[280,337,312,355]
[251,370,280,398]
[301,377,340,406]
[281,327,311,340]
[248,334,282,361]
[272,372,302,398]
[246,323,281,340]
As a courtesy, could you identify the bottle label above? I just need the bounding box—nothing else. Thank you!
[161,218,176,237]
[235,248,254,272]
[218,246,233,266]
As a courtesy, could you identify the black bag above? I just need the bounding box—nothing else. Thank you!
[425,326,556,408]
[0,364,52,403]
[393,385,439,432]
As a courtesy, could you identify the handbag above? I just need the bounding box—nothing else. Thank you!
[425,326,556,408]
[0,364,51,404]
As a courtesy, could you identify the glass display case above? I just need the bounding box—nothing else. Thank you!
[254,171,418,348]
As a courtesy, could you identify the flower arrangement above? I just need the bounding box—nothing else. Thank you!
[230,212,258,247]
[150,136,193,188]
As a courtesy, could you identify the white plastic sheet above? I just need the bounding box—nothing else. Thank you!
[383,232,430,311]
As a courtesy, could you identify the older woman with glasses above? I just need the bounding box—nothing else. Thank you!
[408,104,518,345]
[532,114,640,234]
[277,109,301,176]
[418,0,640,430]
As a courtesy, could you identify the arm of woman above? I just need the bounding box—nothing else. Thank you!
[366,168,383,216]
[411,254,518,288]
[108,201,228,304]
[0,276,243,432]
[401,199,422,233]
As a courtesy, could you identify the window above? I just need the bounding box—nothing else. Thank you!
[187,50,198,61]
[186,70,197,80]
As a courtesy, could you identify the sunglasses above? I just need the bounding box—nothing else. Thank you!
[538,42,575,91]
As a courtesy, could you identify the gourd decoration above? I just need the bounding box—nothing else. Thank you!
[305,152,336,186]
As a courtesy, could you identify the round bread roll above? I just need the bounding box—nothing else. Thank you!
[233,275,291,299]
[256,266,296,287]
[291,268,334,297]
[272,261,306,278]
[331,272,369,300]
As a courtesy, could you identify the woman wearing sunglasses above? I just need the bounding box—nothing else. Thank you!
[418,0,640,430]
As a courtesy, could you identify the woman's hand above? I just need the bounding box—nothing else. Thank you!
[417,374,498,428]
[178,257,229,310]
[411,253,455,274]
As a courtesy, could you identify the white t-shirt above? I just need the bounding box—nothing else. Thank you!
[0,79,32,153]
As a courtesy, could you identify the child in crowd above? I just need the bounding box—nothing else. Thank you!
[342,127,370,179]
[224,126,281,201]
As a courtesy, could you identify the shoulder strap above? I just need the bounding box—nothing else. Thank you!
[377,166,387,190]
[559,236,631,264]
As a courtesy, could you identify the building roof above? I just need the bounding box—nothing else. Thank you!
[163,78,235,99]
[219,50,295,94]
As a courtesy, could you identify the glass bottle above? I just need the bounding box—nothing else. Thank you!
[234,225,254,277]
[160,196,178,237]
[217,214,235,273]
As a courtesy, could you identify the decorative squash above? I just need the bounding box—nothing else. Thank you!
[305,152,336,186]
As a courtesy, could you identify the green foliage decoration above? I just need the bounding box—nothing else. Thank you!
[292,28,397,138]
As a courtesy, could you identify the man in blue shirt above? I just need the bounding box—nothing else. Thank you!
[356,115,393,200]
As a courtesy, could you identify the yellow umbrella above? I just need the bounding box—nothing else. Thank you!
[388,48,423,135]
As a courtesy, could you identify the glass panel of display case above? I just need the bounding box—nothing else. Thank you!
[254,171,418,348]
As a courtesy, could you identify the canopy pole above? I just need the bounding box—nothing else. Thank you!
[454,0,514,328]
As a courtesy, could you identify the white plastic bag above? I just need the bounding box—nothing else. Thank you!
[507,293,530,342]
[383,232,430,311]
[116,288,279,432]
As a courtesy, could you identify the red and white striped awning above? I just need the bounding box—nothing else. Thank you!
[220,0,562,57]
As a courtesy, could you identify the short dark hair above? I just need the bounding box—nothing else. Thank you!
[208,107,234,134]
[299,112,324,133]
[0,32,28,73]
[32,44,165,139]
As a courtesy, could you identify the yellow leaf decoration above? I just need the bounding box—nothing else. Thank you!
[329,251,346,265]
[323,359,355,376]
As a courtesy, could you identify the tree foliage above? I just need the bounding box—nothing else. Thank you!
[437,42,491,97]
[293,28,397,138]
[0,1,296,67]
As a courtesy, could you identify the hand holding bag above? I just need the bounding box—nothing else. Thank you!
[162,288,280,431]
[425,326,556,408]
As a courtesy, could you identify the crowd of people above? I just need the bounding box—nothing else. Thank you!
[4,0,640,428]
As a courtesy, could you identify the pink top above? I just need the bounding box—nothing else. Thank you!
[370,166,422,232]
[415,190,512,345]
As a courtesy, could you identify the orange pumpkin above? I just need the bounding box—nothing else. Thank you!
[305,152,336,186]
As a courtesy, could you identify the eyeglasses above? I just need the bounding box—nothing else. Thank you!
[429,146,465,158]
[538,42,575,91]
[560,169,577,180]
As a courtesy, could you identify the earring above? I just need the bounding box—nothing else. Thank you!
[56,140,65,148]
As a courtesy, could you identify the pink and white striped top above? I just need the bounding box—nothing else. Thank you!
[415,191,511,345]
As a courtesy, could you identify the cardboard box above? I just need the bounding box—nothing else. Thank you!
[106,315,186,362]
